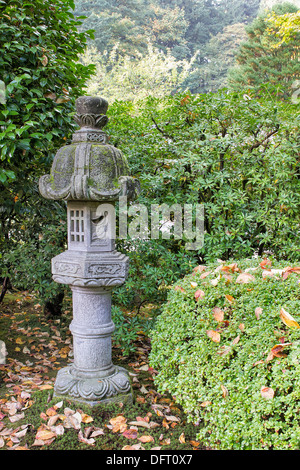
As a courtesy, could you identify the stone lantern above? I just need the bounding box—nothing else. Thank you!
[39,96,139,406]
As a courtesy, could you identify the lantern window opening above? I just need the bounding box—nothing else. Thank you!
[70,209,85,242]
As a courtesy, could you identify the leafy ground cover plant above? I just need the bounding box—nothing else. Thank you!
[149,257,300,449]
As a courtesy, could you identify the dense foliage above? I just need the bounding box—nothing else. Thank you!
[101,87,300,310]
[149,258,300,449]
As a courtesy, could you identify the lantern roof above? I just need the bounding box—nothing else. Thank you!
[39,96,139,202]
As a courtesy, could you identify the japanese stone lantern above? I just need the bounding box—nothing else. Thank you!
[39,96,139,405]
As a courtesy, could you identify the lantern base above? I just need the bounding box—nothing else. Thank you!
[53,364,133,407]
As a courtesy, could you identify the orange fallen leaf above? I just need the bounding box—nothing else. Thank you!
[39,384,53,390]
[45,407,57,417]
[195,289,205,301]
[206,330,220,343]
[138,435,154,443]
[266,343,292,362]
[212,307,224,322]
[280,308,300,329]
[261,387,274,399]
[236,272,255,284]
[81,413,93,424]
[174,286,185,293]
[221,263,239,273]
[36,426,56,441]
[282,266,300,280]
[255,307,262,320]
[110,415,126,426]
[122,429,138,439]
[260,259,272,269]
[179,432,185,443]
[193,265,206,273]
[221,384,228,397]
[16,337,25,345]
[225,294,235,303]
[200,401,211,407]
[190,440,200,448]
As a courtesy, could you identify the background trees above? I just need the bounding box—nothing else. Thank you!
[227,2,300,95]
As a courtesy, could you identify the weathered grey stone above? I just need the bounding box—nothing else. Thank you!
[39,96,139,406]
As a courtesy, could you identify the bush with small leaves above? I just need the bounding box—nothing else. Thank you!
[149,257,300,450]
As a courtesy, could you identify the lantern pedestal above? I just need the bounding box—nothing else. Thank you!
[53,285,132,405]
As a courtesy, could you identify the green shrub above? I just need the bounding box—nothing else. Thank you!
[149,257,300,449]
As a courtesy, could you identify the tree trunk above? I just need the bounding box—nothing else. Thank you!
[0,277,10,304]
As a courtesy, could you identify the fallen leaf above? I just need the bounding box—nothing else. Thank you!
[44,92,56,100]
[81,413,93,424]
[221,263,239,273]
[16,338,25,345]
[90,428,104,438]
[282,266,300,280]
[194,289,205,301]
[236,272,255,284]
[266,343,292,362]
[41,55,48,66]
[280,308,300,329]
[211,276,220,286]
[190,440,200,448]
[232,335,240,345]
[193,265,206,273]
[122,429,138,439]
[253,360,265,366]
[36,426,56,441]
[78,430,95,446]
[9,412,24,423]
[128,420,151,429]
[174,286,185,293]
[206,330,220,343]
[200,401,211,407]
[51,424,64,436]
[200,271,211,279]
[190,281,198,288]
[239,323,245,332]
[212,307,224,322]
[138,435,154,443]
[225,294,235,303]
[110,415,127,426]
[160,437,171,446]
[260,259,272,269]
[122,443,143,450]
[221,384,228,397]
[39,384,53,390]
[261,386,274,399]
[255,307,262,320]
[179,432,185,443]
[46,407,57,417]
